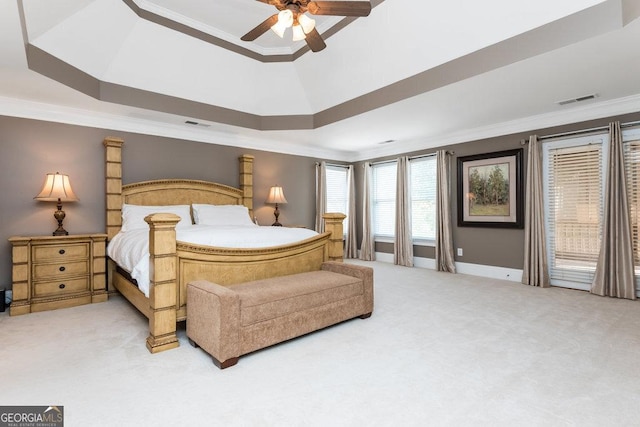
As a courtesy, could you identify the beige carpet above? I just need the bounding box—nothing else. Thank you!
[2,260,640,426]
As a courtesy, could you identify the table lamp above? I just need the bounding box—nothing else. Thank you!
[265,186,287,226]
[34,172,79,236]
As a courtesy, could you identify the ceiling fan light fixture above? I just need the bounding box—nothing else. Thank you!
[292,24,306,41]
[278,9,294,27]
[298,13,316,34]
[271,20,287,38]
[271,9,294,38]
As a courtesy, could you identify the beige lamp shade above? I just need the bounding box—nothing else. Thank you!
[34,172,79,202]
[265,186,287,204]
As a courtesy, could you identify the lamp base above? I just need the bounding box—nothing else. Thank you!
[53,228,69,236]
[272,204,283,227]
[53,202,69,236]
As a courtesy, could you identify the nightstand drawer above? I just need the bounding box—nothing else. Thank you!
[33,260,89,279]
[33,277,89,297]
[33,243,89,262]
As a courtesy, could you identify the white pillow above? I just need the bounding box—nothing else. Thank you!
[192,204,255,226]
[121,204,192,232]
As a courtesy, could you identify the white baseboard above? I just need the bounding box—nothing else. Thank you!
[368,252,522,283]
[455,261,523,283]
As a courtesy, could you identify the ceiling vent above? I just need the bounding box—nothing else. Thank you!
[377,139,395,145]
[184,120,211,127]
[557,93,598,106]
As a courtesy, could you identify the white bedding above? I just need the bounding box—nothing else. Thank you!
[107,224,318,297]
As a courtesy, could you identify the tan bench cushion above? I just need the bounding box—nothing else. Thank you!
[230,270,363,327]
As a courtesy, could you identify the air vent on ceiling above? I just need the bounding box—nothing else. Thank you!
[378,139,395,145]
[184,120,211,127]
[557,93,598,106]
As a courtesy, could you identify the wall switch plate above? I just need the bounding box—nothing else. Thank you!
[457,248,463,256]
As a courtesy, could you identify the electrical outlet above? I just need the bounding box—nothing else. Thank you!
[457,248,463,256]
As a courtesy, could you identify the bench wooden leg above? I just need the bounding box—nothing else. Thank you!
[213,356,239,369]
[360,312,372,319]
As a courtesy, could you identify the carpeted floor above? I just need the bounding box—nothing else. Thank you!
[2,260,640,426]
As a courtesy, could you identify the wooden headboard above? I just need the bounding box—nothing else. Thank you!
[104,137,254,240]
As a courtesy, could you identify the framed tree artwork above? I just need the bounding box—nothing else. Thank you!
[457,148,524,228]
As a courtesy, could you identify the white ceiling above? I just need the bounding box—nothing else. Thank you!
[1,0,639,161]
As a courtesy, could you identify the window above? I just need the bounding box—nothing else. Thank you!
[543,133,608,289]
[325,165,349,234]
[371,156,437,243]
[410,156,437,241]
[623,127,640,288]
[372,161,397,238]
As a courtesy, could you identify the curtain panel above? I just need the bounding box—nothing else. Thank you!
[345,165,358,258]
[315,161,327,233]
[522,135,550,288]
[591,122,636,299]
[394,156,413,266]
[359,163,375,261]
[435,150,456,273]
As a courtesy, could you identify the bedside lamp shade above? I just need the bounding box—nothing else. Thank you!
[265,186,287,226]
[35,172,78,236]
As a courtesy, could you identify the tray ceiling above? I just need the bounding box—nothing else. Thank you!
[1,0,639,161]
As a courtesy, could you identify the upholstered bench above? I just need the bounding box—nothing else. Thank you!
[186,261,373,368]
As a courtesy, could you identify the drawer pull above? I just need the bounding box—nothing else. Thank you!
[59,266,66,272]
[59,249,66,255]
[59,284,66,289]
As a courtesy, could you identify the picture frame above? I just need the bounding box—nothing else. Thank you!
[457,148,524,228]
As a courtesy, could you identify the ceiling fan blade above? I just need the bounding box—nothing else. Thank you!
[307,1,371,16]
[241,14,279,41]
[304,28,326,52]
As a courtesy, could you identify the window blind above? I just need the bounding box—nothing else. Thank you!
[372,161,397,237]
[325,165,349,234]
[545,141,604,284]
[410,156,437,240]
[623,133,640,287]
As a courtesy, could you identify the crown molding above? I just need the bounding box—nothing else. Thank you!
[348,93,640,162]
[0,96,341,160]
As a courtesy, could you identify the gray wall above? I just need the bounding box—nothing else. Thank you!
[0,116,321,289]
[355,111,640,270]
[2,110,639,291]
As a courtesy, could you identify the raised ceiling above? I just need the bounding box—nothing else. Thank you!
[1,0,639,161]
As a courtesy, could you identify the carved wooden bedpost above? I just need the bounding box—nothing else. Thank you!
[104,137,123,294]
[104,137,124,240]
[239,155,254,217]
[145,213,181,354]
[323,213,346,262]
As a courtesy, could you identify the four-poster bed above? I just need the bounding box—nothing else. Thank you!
[104,137,345,353]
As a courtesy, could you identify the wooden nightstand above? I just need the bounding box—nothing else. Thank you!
[8,234,108,316]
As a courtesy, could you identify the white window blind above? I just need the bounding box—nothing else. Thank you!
[325,165,349,234]
[372,161,397,238]
[543,135,607,287]
[623,128,640,288]
[410,156,437,241]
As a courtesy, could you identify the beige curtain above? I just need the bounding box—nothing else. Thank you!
[314,161,327,233]
[394,156,413,267]
[522,135,550,288]
[345,165,358,258]
[591,122,636,299]
[435,150,456,273]
[359,163,375,261]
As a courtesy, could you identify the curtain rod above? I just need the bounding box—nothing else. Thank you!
[369,151,455,166]
[534,120,640,142]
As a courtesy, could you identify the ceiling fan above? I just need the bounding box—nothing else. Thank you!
[241,1,372,52]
